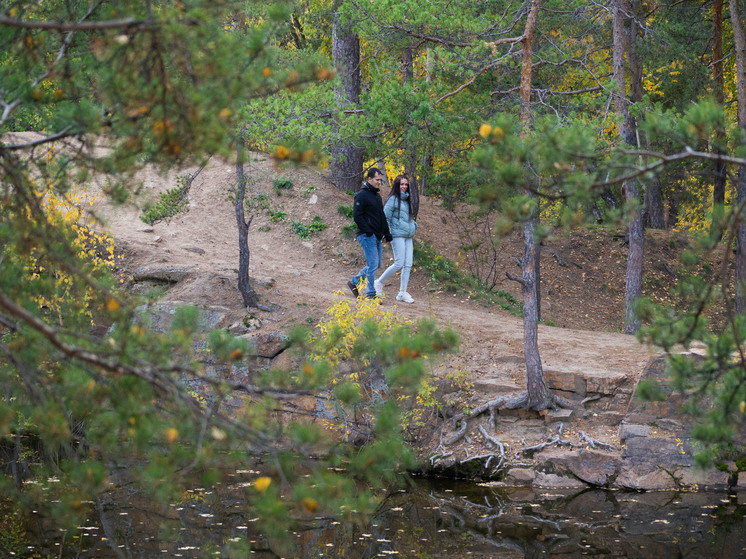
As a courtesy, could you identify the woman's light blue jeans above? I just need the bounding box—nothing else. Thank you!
[352,234,383,297]
[378,236,413,293]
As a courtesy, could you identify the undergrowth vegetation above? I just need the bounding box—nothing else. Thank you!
[140,174,192,225]
[414,242,522,316]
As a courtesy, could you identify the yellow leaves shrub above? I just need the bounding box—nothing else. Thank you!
[313,287,410,369]
[13,152,117,322]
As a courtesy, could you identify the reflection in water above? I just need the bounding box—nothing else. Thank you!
[25,477,746,558]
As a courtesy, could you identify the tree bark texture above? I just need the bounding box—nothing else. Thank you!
[401,45,420,218]
[522,215,550,410]
[329,0,363,192]
[614,0,644,334]
[712,0,726,233]
[235,157,259,309]
[519,0,549,410]
[730,0,746,314]
[645,175,665,229]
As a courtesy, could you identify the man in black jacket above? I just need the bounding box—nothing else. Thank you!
[348,168,392,299]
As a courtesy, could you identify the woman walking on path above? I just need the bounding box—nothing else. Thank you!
[375,174,418,303]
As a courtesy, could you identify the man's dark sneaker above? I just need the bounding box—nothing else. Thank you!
[365,294,383,304]
[347,280,359,298]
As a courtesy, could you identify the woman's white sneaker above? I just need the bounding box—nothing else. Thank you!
[396,291,414,303]
[374,280,384,295]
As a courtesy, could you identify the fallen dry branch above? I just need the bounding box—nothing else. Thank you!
[578,430,615,451]
[520,423,572,455]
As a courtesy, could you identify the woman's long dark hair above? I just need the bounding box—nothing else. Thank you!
[386,174,413,220]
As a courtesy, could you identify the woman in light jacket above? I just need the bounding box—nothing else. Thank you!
[374,174,417,303]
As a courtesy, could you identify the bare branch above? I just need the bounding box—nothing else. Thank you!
[578,430,615,451]
[0,15,198,31]
[506,272,527,286]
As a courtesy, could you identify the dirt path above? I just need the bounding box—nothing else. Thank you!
[93,155,659,448]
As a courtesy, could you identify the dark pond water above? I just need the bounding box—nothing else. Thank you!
[24,478,746,558]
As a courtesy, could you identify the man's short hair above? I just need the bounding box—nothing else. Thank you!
[366,167,382,179]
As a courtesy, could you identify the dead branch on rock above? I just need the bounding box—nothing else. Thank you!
[520,423,572,455]
[578,430,615,451]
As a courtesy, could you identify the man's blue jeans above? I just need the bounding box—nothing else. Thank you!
[351,234,382,297]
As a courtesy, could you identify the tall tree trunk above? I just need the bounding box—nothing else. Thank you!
[646,175,665,229]
[520,0,550,410]
[730,0,746,314]
[235,143,259,309]
[420,48,436,196]
[401,45,420,218]
[614,0,644,334]
[712,0,726,234]
[329,0,363,192]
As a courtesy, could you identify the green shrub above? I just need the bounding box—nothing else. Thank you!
[268,209,287,222]
[414,241,522,316]
[273,176,293,195]
[291,220,310,240]
[337,204,354,219]
[307,216,327,233]
[291,217,326,240]
[140,175,191,225]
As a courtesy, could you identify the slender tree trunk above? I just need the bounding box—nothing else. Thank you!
[420,48,436,196]
[730,0,746,313]
[712,0,726,233]
[646,175,665,229]
[401,45,420,219]
[520,0,550,410]
[614,0,644,334]
[235,143,259,309]
[329,0,363,191]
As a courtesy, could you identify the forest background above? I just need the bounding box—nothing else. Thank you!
[2,0,746,556]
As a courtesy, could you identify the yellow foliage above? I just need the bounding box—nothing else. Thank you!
[254,476,272,492]
[313,286,410,369]
[18,162,117,322]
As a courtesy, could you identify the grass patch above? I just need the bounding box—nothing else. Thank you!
[414,241,522,316]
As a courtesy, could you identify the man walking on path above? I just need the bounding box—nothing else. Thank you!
[348,168,392,299]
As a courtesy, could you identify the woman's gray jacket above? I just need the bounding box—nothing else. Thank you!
[384,196,417,238]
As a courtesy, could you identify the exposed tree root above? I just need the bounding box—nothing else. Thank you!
[478,425,507,471]
[505,391,579,411]
[444,419,468,445]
